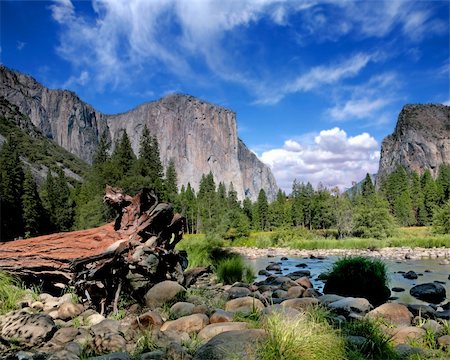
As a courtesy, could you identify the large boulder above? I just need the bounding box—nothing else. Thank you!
[193,329,266,360]
[367,303,413,326]
[0,310,56,347]
[391,326,425,346]
[410,283,446,304]
[144,281,186,309]
[327,297,373,316]
[280,298,319,311]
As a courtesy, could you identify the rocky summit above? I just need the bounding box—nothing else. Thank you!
[0,66,278,201]
[378,104,450,182]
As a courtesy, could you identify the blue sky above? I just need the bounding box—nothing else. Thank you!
[1,0,449,191]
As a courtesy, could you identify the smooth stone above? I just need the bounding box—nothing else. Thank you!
[144,281,186,310]
[198,322,249,341]
[209,309,234,323]
[391,287,405,292]
[318,294,344,305]
[261,304,301,317]
[367,303,413,326]
[91,319,120,337]
[437,335,450,348]
[170,302,195,319]
[280,257,288,261]
[226,287,251,299]
[296,276,313,289]
[224,297,265,313]
[407,304,436,319]
[295,263,308,268]
[410,283,446,304]
[193,329,266,360]
[132,311,164,330]
[302,288,321,298]
[403,271,418,280]
[266,263,281,271]
[286,286,305,299]
[86,313,106,326]
[391,326,425,346]
[57,302,84,321]
[280,297,319,310]
[419,319,443,335]
[327,297,373,315]
[160,313,209,333]
[286,270,311,279]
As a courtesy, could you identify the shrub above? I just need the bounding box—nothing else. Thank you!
[259,311,345,360]
[0,271,26,314]
[353,197,396,239]
[216,256,255,285]
[323,257,390,306]
[433,201,450,234]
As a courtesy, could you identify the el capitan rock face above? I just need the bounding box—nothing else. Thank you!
[378,104,450,182]
[0,66,278,200]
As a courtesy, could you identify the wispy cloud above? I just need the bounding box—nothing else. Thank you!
[260,127,380,191]
[16,41,26,50]
[49,0,447,99]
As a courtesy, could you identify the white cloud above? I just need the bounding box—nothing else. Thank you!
[259,127,379,192]
[16,41,26,50]
[49,0,446,97]
[62,70,90,88]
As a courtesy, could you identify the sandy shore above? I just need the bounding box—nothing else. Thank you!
[230,246,450,262]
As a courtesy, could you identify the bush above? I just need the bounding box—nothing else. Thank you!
[259,311,345,360]
[433,201,450,234]
[353,197,396,239]
[323,257,390,306]
[0,271,26,314]
[216,256,255,284]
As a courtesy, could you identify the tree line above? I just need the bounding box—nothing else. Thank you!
[1,126,450,241]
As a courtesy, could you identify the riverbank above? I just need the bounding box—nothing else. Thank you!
[231,246,450,261]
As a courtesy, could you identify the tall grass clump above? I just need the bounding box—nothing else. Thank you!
[0,271,26,314]
[259,311,345,360]
[343,319,399,360]
[176,233,226,268]
[323,256,390,306]
[216,256,255,284]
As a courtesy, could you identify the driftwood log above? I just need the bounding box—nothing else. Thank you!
[0,186,189,314]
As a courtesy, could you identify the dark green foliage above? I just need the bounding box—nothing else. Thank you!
[353,195,396,238]
[361,173,375,198]
[21,170,45,238]
[323,256,390,307]
[164,159,178,203]
[419,170,439,225]
[433,200,450,234]
[179,183,197,234]
[197,172,217,232]
[257,188,269,230]
[0,136,24,240]
[93,130,110,165]
[112,131,136,179]
[436,164,450,204]
[335,194,353,238]
[291,181,314,229]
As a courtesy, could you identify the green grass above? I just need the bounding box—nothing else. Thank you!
[232,227,450,250]
[258,310,346,360]
[342,319,399,360]
[0,271,26,315]
[216,256,255,284]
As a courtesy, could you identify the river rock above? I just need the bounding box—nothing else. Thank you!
[145,281,186,309]
[161,314,209,333]
[286,270,311,279]
[57,302,84,321]
[391,326,425,346]
[286,286,305,298]
[0,310,56,347]
[403,271,418,280]
[262,304,301,317]
[209,310,234,323]
[410,283,446,304]
[318,294,344,305]
[296,276,313,289]
[198,322,249,341]
[226,287,251,299]
[193,329,266,360]
[367,303,413,326]
[327,297,373,316]
[132,311,164,330]
[438,335,450,348]
[266,263,281,271]
[407,304,436,318]
[280,297,319,310]
[170,302,195,319]
[224,297,265,313]
[302,288,321,298]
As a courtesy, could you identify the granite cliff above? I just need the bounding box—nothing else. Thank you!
[0,66,278,200]
[378,104,450,182]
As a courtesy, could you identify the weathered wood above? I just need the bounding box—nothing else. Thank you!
[0,186,188,313]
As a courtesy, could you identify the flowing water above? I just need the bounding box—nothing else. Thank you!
[245,255,450,305]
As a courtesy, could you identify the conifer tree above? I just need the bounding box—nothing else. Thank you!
[419,170,438,225]
[0,137,24,240]
[112,130,136,178]
[197,172,217,232]
[361,173,375,198]
[93,130,110,166]
[242,197,253,226]
[257,188,269,230]
[436,164,450,204]
[164,159,178,204]
[22,170,45,238]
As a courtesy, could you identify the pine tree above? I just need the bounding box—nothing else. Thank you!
[197,172,217,232]
[436,164,450,204]
[242,197,253,226]
[112,130,136,179]
[22,170,45,238]
[419,170,438,226]
[0,137,24,240]
[164,159,178,204]
[257,188,269,230]
[93,130,110,166]
[181,183,197,233]
[361,173,375,198]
